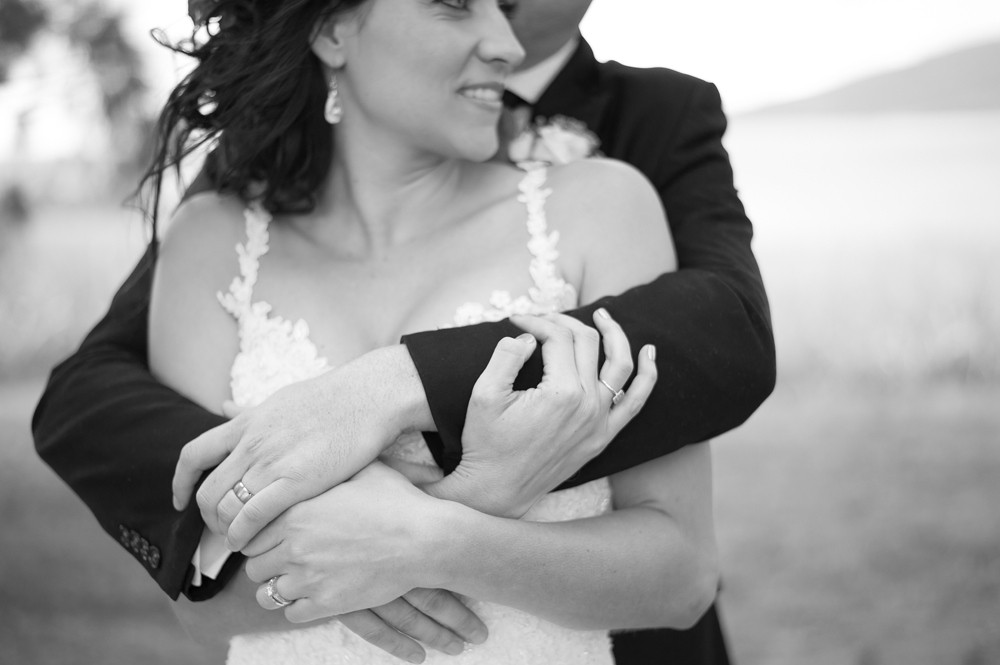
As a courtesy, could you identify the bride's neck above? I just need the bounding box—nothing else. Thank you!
[313,121,471,256]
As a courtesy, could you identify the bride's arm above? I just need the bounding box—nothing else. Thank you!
[431,442,718,630]
[242,443,716,631]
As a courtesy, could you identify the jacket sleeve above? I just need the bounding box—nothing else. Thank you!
[32,244,240,601]
[402,81,775,486]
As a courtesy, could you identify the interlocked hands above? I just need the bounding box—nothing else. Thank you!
[170,310,655,657]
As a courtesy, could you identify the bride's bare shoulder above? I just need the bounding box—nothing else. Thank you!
[148,191,246,410]
[546,158,665,232]
[544,158,676,301]
[154,191,247,288]
[160,191,246,257]
[546,158,670,248]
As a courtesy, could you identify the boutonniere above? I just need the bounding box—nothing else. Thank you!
[508,115,601,165]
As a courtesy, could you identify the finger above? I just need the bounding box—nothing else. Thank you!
[255,574,300,612]
[241,515,285,558]
[217,490,246,536]
[541,312,601,388]
[226,477,299,551]
[404,588,488,646]
[471,333,537,400]
[336,609,427,664]
[592,308,634,405]
[372,597,466,656]
[609,345,658,433]
[196,452,253,536]
[221,400,244,419]
[243,542,287,584]
[172,418,242,510]
[509,314,579,387]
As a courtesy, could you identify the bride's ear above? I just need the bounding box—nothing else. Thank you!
[310,13,354,69]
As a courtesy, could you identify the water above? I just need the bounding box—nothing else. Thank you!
[725,111,1000,380]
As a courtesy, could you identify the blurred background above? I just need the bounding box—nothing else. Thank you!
[1,0,998,663]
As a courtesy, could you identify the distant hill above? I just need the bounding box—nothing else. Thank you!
[754,40,1000,114]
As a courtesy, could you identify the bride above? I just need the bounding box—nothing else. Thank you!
[145,0,718,662]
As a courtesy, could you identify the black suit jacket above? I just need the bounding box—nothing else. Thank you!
[33,38,768,661]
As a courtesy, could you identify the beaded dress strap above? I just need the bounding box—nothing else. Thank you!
[518,163,571,304]
[218,202,271,320]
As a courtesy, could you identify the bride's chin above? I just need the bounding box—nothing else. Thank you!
[455,136,502,164]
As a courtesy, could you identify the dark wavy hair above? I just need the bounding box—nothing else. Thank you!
[137,0,367,241]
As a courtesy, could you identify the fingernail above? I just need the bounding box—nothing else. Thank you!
[406,652,425,664]
[445,641,465,655]
[596,307,610,319]
[468,628,488,645]
[648,345,656,361]
[172,497,181,511]
[517,333,535,345]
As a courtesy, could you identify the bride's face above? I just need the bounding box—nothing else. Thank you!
[325,0,525,162]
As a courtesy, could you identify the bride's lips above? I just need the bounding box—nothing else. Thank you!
[457,82,505,112]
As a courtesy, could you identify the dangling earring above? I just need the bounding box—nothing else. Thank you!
[325,73,343,125]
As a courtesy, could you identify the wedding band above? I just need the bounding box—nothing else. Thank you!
[233,481,253,504]
[266,576,293,608]
[599,378,625,407]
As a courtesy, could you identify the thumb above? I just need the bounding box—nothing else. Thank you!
[473,334,536,398]
[221,400,244,419]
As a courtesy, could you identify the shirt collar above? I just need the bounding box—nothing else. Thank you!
[505,35,580,105]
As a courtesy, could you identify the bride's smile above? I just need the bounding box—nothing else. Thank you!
[318,0,525,164]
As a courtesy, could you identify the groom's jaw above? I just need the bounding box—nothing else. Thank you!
[508,0,594,70]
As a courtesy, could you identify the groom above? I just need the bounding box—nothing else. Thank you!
[33,1,772,663]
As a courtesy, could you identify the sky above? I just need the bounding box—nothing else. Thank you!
[123,0,1000,113]
[581,0,1000,112]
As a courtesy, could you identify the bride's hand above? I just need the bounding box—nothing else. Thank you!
[241,462,456,621]
[426,309,657,518]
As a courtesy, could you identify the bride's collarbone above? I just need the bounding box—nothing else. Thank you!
[245,227,539,354]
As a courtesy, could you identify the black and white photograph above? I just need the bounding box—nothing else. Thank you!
[1,0,998,663]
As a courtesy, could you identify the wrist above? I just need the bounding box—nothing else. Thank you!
[341,345,436,450]
[427,464,526,519]
[415,498,485,592]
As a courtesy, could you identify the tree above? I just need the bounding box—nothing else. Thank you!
[0,0,48,82]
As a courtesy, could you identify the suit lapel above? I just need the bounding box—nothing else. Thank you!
[532,38,615,142]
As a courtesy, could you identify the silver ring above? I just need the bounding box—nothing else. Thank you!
[233,480,253,504]
[266,576,293,608]
[599,378,625,407]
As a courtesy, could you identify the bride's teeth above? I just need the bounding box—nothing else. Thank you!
[462,87,501,101]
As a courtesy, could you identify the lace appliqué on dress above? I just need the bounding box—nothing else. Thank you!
[217,202,331,409]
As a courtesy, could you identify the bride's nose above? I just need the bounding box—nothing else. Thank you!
[475,6,526,72]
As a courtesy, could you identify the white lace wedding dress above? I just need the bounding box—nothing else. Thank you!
[219,165,615,664]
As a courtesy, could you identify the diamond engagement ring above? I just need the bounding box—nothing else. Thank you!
[266,576,293,608]
[233,480,254,504]
[599,378,625,407]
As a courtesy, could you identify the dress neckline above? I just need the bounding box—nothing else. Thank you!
[218,163,577,398]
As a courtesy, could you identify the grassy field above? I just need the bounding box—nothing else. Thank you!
[2,377,997,664]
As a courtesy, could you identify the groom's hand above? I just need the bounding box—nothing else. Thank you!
[171,345,435,551]
[338,591,488,662]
